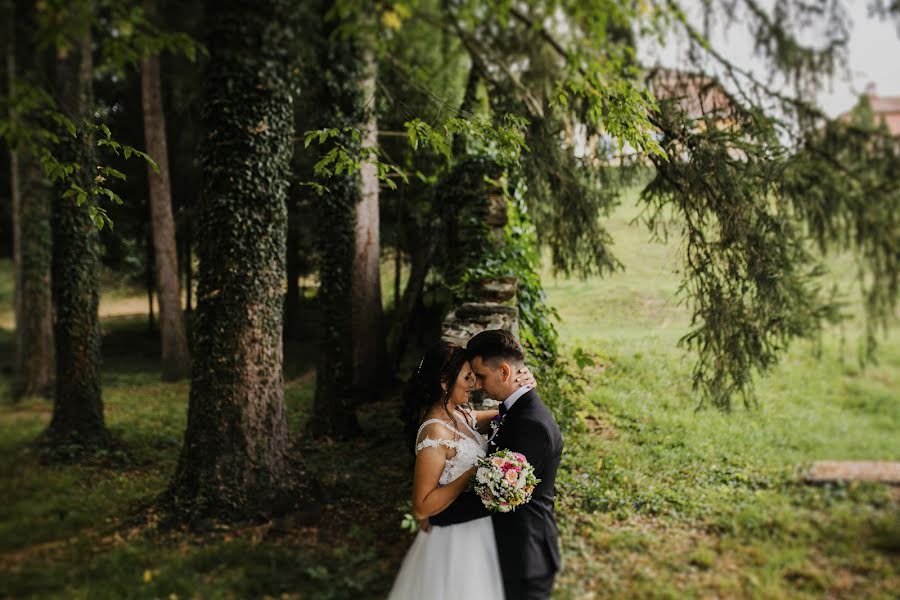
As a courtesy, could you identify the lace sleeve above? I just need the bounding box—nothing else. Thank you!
[415,437,459,455]
[414,419,464,455]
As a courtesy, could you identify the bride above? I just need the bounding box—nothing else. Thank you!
[388,341,534,600]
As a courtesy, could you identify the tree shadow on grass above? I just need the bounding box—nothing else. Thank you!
[0,387,415,599]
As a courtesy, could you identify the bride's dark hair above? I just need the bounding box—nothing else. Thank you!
[402,341,468,454]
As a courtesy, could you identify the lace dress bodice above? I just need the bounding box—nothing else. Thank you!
[415,413,488,486]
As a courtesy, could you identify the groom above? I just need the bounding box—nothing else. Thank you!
[431,329,563,599]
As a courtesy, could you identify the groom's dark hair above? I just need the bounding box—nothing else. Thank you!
[466,329,525,367]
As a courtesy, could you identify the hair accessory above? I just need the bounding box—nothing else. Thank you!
[416,356,425,375]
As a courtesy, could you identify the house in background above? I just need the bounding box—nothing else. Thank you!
[865,94,900,135]
[839,86,900,135]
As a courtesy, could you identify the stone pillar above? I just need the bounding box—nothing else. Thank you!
[441,187,520,406]
[442,299,518,348]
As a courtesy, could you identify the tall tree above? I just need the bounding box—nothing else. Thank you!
[350,45,387,402]
[165,0,305,522]
[309,3,364,437]
[46,0,107,447]
[139,0,190,381]
[284,30,322,342]
[6,0,55,400]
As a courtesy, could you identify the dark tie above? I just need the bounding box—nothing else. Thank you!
[499,401,508,416]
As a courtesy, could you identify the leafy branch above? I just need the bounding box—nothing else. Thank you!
[302,113,528,192]
[1,79,159,230]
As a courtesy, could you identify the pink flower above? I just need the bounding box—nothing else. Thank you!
[501,462,522,474]
[505,470,519,484]
[514,452,526,462]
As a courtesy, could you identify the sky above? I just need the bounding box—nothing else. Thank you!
[639,0,900,117]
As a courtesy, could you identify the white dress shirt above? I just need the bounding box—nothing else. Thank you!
[500,384,532,414]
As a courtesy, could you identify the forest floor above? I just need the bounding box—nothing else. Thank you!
[1,195,898,599]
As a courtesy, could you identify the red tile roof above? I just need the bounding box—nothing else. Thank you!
[869,95,900,114]
[840,94,900,136]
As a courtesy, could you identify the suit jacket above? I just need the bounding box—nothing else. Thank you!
[430,389,563,583]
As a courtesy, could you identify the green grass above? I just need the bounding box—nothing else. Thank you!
[540,191,899,598]
[1,192,898,598]
[0,258,13,328]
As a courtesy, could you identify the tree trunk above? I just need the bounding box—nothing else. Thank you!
[351,47,387,403]
[140,0,190,380]
[8,0,55,401]
[310,4,363,437]
[453,63,481,155]
[165,0,307,523]
[46,6,107,447]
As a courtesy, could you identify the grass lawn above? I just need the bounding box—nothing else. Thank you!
[0,192,898,599]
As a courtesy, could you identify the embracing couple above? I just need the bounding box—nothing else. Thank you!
[389,329,563,600]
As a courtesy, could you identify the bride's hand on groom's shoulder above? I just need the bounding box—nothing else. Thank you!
[515,366,537,390]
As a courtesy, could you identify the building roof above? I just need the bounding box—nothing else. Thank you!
[868,95,900,114]
[840,94,900,136]
[870,95,900,136]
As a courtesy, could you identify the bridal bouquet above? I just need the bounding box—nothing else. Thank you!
[474,449,540,513]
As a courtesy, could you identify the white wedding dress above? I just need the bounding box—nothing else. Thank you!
[388,413,505,600]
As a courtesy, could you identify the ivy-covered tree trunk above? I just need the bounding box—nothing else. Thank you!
[7,0,55,400]
[310,5,363,437]
[351,46,387,402]
[46,6,107,447]
[140,0,190,381]
[165,0,306,522]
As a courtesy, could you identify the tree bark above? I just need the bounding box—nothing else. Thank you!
[7,0,55,401]
[453,63,481,156]
[351,47,387,403]
[46,5,107,447]
[310,3,363,437]
[140,0,190,380]
[165,0,308,523]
